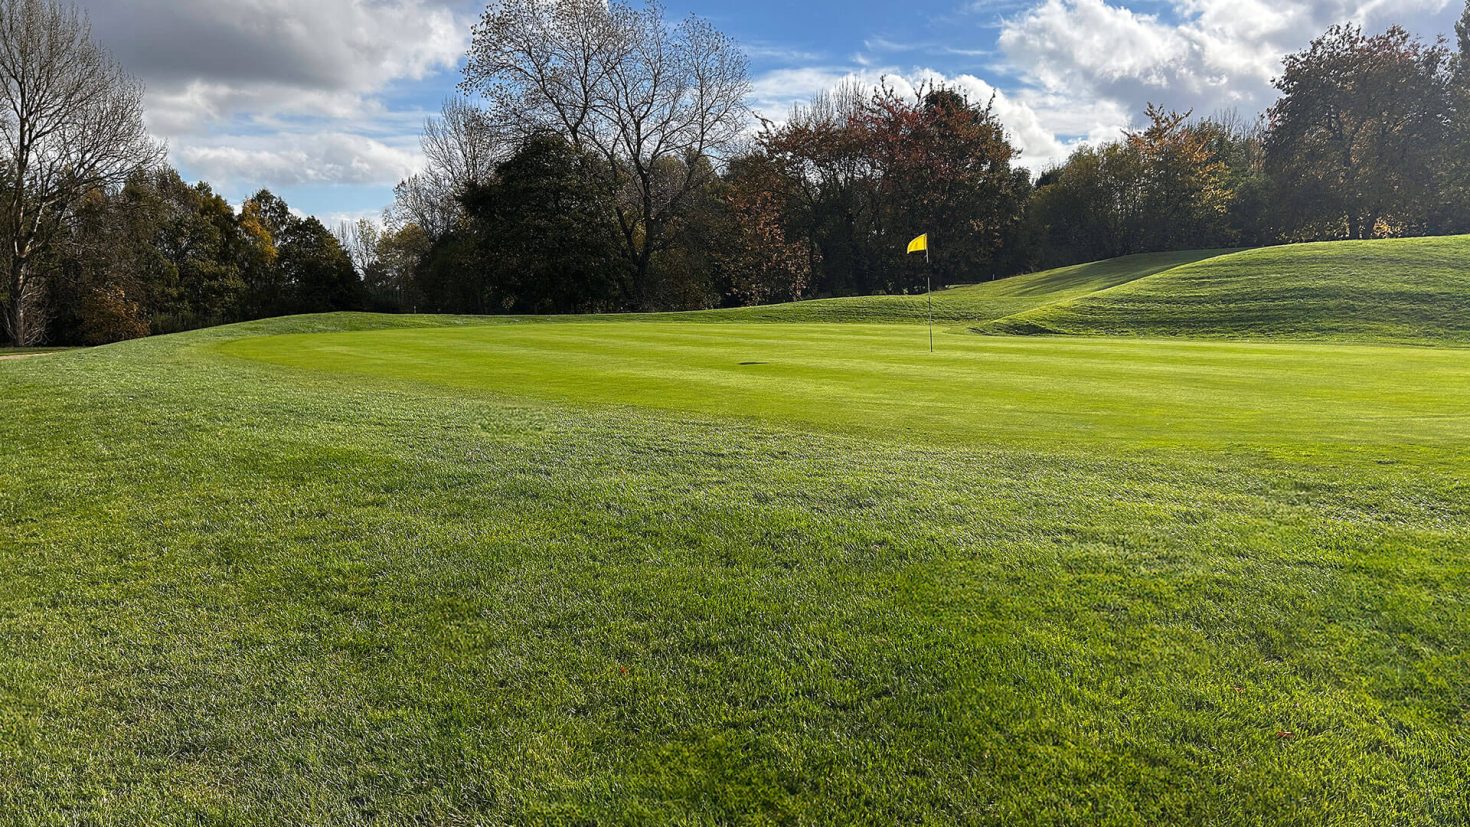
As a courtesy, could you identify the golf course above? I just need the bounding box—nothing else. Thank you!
[3,237,1469,823]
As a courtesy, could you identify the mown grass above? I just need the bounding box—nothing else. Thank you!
[221,319,1470,455]
[623,249,1233,326]
[3,306,1469,825]
[989,236,1470,344]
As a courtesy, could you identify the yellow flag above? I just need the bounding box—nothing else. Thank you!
[907,233,928,255]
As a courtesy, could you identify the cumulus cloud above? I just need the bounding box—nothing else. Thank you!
[71,0,478,207]
[749,67,879,115]
[998,0,1458,118]
[81,0,470,126]
[176,134,422,189]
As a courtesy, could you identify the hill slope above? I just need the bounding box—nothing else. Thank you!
[986,235,1470,344]
[654,249,1232,325]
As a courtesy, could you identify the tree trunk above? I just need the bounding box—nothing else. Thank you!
[3,260,36,346]
[1,301,19,347]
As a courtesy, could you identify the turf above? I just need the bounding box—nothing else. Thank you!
[3,241,1470,824]
[988,236,1470,343]
[631,248,1234,325]
[220,320,1470,455]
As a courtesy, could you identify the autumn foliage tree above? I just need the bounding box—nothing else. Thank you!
[1127,105,1232,250]
[755,83,876,296]
[1265,24,1452,239]
[717,154,814,305]
[749,82,1027,298]
[52,170,249,341]
[862,87,1030,289]
[1443,3,1470,232]
[1028,105,1235,264]
[1028,142,1148,263]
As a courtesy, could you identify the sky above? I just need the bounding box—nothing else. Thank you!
[73,0,1466,225]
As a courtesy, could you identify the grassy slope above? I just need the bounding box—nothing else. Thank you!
[3,313,1469,824]
[634,249,1233,325]
[988,235,1470,343]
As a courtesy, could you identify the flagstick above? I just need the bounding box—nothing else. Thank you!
[926,247,933,353]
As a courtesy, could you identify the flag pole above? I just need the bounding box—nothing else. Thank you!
[926,246,933,353]
[907,233,933,353]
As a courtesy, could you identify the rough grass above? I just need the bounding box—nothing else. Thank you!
[987,236,1470,343]
[3,306,1469,825]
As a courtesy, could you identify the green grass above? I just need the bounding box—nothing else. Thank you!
[220,320,1470,455]
[628,249,1234,325]
[3,241,1470,824]
[989,236,1470,343]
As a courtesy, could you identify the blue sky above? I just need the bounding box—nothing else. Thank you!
[75,0,1465,224]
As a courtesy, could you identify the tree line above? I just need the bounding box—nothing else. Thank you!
[0,0,361,346]
[5,0,1470,346]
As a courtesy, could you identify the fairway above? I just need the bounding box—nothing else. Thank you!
[5,304,1470,824]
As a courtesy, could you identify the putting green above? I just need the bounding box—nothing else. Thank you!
[220,321,1470,458]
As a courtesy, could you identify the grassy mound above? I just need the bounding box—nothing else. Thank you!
[648,249,1233,325]
[987,235,1470,343]
[4,312,1470,823]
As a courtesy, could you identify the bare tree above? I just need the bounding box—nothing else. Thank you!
[389,98,504,238]
[335,218,380,276]
[423,97,502,196]
[0,0,164,345]
[464,0,750,305]
[388,172,457,239]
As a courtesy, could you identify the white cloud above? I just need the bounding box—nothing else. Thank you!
[83,0,470,123]
[998,0,1457,118]
[176,134,422,189]
[74,0,477,208]
[1001,0,1191,92]
[749,67,879,115]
